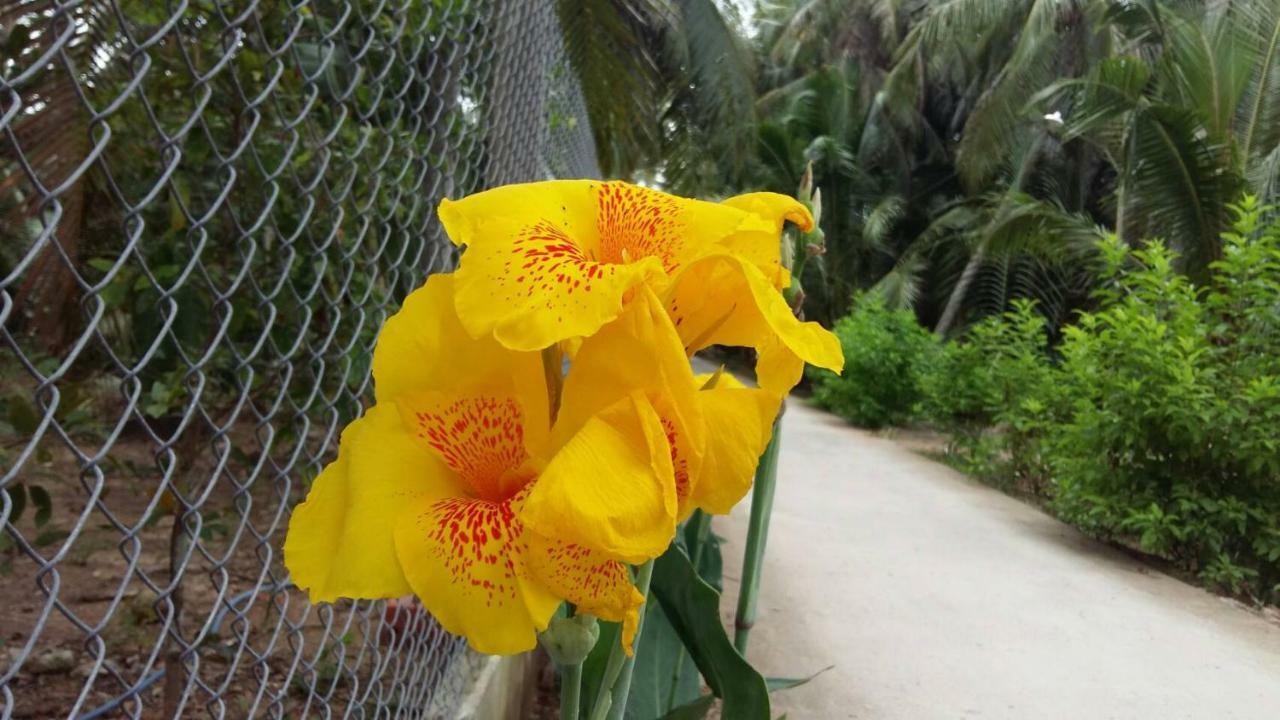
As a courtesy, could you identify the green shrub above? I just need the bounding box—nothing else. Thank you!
[808,294,937,428]
[921,300,1055,492]
[1047,197,1280,598]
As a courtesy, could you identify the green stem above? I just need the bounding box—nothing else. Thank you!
[589,559,655,720]
[560,661,582,720]
[688,509,711,569]
[734,413,784,654]
[558,604,583,720]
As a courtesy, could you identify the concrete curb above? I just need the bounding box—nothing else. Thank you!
[428,648,536,719]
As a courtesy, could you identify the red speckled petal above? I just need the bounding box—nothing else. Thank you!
[526,531,645,655]
[394,491,559,655]
[439,180,760,351]
[406,395,533,502]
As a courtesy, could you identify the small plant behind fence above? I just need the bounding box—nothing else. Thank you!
[0,1,598,717]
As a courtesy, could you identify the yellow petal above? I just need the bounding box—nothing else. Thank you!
[694,370,746,390]
[718,192,815,274]
[438,180,764,351]
[691,387,781,514]
[721,192,815,234]
[755,333,808,397]
[521,393,677,564]
[373,272,552,461]
[667,253,843,395]
[394,491,560,655]
[556,286,705,516]
[284,402,463,604]
[525,531,645,655]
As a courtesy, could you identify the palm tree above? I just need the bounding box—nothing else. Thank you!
[555,0,758,189]
[1034,0,1280,274]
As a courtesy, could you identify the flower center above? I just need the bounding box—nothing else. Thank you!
[595,182,683,272]
[412,396,530,502]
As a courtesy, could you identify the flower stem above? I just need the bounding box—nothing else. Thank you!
[560,661,582,720]
[557,603,583,720]
[589,558,655,720]
[734,412,783,654]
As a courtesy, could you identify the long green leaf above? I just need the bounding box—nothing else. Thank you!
[651,544,771,720]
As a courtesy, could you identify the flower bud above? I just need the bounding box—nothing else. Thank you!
[538,613,600,666]
[798,161,814,201]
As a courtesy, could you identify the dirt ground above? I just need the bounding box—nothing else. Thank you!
[1,417,451,718]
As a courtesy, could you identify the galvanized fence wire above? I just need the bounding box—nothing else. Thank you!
[0,1,598,717]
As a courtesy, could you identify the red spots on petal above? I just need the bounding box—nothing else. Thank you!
[596,182,686,273]
[415,397,530,502]
[424,495,529,607]
[534,538,636,605]
[494,221,619,313]
[661,416,691,501]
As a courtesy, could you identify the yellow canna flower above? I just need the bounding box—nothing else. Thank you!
[525,285,781,527]
[439,180,842,395]
[283,274,672,655]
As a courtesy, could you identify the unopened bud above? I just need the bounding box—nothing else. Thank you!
[538,613,599,666]
[780,233,796,272]
[798,161,814,201]
[810,187,822,225]
[789,288,807,319]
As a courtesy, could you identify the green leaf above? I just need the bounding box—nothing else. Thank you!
[766,664,833,692]
[625,601,702,718]
[29,485,52,528]
[651,544,770,720]
[86,257,116,273]
[660,694,715,720]
[682,510,723,591]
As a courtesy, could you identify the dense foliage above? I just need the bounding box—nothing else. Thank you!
[819,198,1280,599]
[1047,199,1280,598]
[808,294,936,428]
[643,0,1280,335]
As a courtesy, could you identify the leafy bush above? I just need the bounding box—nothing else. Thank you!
[921,300,1055,492]
[808,294,937,428]
[1046,198,1280,598]
[904,197,1280,598]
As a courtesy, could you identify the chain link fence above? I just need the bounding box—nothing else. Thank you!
[1,1,598,717]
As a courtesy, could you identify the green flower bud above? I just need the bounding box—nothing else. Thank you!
[538,613,600,666]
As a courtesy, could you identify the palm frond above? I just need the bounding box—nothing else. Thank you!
[1232,0,1280,163]
[1247,141,1280,202]
[556,0,670,177]
[870,250,927,310]
[1126,103,1242,270]
[955,0,1076,190]
[863,194,907,249]
[1160,11,1249,145]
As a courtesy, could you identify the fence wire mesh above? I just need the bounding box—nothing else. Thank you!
[0,1,598,717]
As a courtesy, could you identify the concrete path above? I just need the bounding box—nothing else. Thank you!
[717,400,1280,719]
